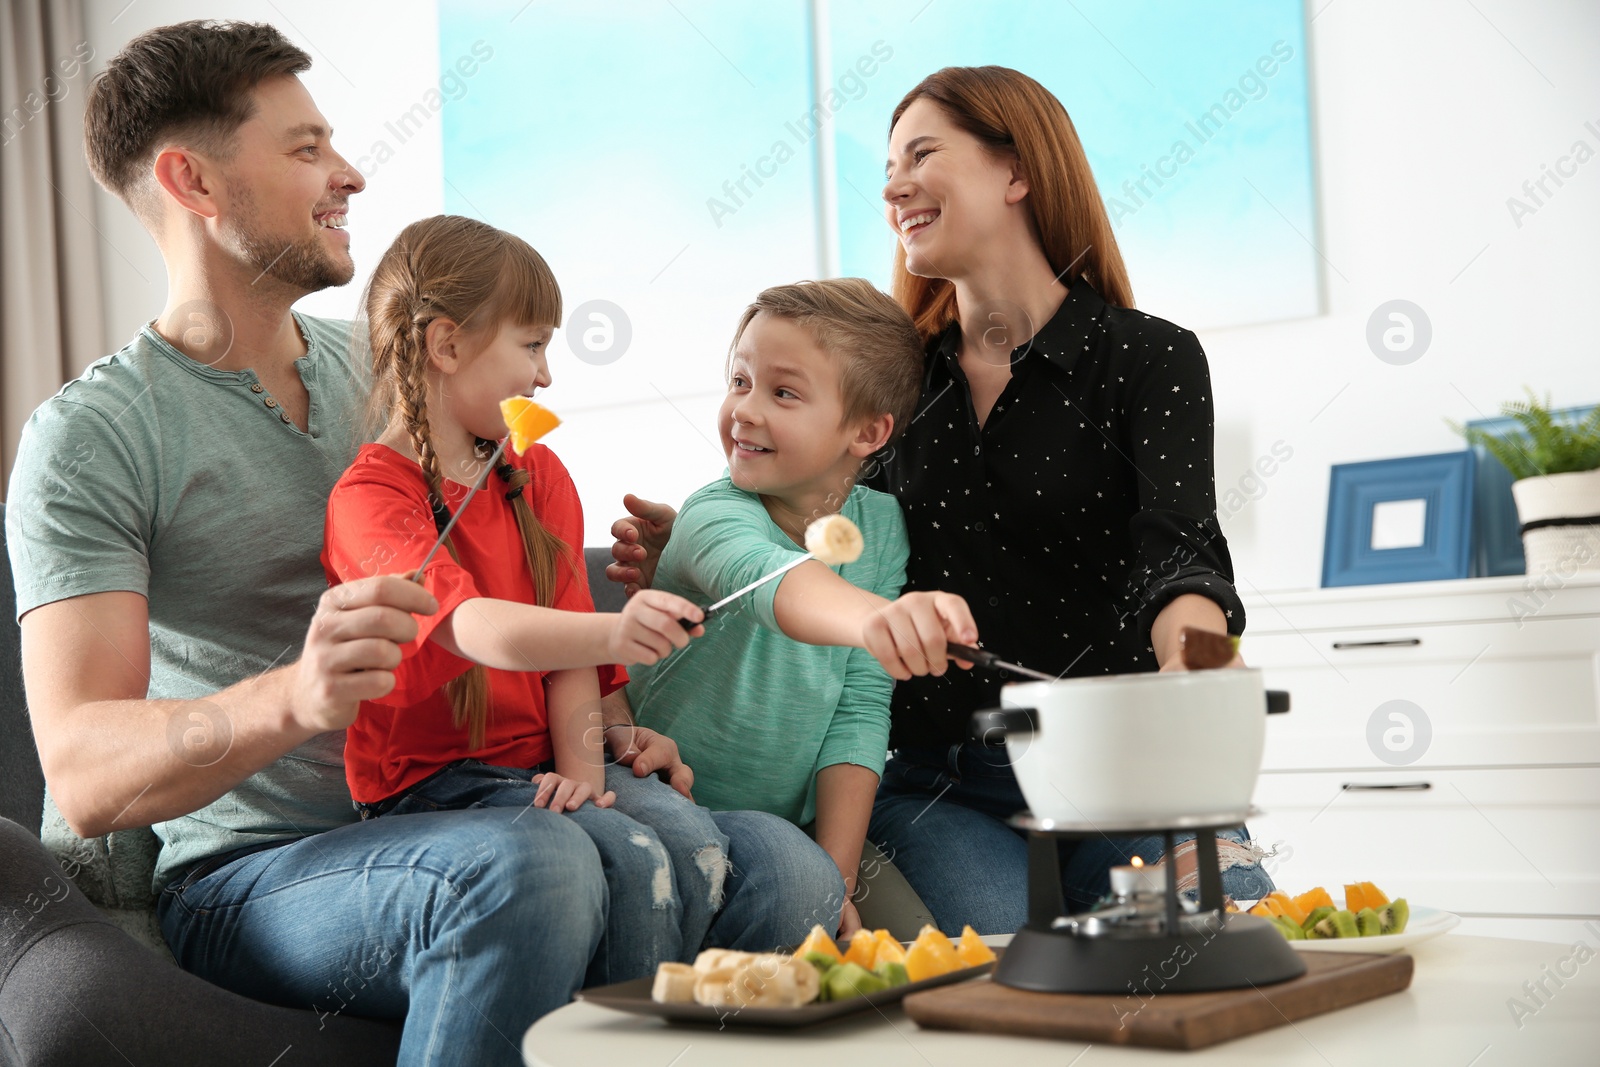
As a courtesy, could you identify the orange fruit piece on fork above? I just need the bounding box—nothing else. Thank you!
[499,396,561,453]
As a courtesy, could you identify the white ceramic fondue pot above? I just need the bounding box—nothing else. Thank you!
[970,669,1290,825]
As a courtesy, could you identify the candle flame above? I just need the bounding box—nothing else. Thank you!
[1131,856,1145,869]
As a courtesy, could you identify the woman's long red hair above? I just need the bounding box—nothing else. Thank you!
[889,66,1135,343]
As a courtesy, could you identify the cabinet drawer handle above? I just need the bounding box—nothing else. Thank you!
[1331,638,1422,650]
[1341,781,1431,792]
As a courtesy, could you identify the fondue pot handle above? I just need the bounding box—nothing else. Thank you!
[970,707,1038,744]
[1267,690,1290,714]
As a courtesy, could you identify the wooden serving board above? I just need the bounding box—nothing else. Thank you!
[903,950,1413,1050]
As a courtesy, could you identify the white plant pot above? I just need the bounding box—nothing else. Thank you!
[1511,468,1600,576]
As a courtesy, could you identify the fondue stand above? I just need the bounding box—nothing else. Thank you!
[995,809,1305,994]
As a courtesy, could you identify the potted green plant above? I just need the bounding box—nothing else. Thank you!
[1450,390,1600,576]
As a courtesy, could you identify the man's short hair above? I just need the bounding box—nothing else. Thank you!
[84,20,310,215]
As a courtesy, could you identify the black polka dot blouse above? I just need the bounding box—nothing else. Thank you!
[863,276,1246,751]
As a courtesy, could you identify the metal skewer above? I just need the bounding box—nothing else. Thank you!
[676,553,814,630]
[410,436,509,583]
[947,642,1056,681]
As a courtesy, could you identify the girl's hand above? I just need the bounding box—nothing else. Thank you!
[609,589,704,666]
[531,772,616,812]
[862,591,978,680]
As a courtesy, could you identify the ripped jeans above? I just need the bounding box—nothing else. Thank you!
[355,758,727,981]
[158,762,838,1067]
[870,744,1277,935]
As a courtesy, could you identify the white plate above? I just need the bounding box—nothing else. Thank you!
[1279,904,1461,954]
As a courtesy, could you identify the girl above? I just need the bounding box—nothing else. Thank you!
[610,66,1275,933]
[321,214,728,983]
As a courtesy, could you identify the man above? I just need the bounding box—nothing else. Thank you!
[6,20,837,1064]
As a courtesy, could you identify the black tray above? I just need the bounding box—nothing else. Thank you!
[578,955,998,1030]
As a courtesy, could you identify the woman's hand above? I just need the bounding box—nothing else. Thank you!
[608,589,703,666]
[604,722,696,801]
[531,772,615,812]
[607,494,679,595]
[861,591,979,680]
[1151,595,1241,671]
[1159,642,1246,672]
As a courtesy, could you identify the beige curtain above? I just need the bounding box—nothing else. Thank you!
[1,0,105,496]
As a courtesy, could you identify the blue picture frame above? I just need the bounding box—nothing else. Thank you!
[1322,452,1477,588]
[1465,405,1594,577]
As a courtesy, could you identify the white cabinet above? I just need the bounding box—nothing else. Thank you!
[1242,574,1600,942]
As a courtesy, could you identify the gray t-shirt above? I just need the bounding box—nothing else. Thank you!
[5,312,371,890]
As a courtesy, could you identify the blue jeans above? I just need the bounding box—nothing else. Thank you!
[355,759,726,979]
[159,768,841,1067]
[869,744,1276,935]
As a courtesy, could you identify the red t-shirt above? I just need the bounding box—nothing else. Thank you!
[321,441,626,803]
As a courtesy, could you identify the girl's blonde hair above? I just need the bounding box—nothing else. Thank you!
[363,214,576,749]
[888,66,1135,343]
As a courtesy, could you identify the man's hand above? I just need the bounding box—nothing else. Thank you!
[861,591,979,681]
[289,575,438,733]
[605,722,695,800]
[606,494,679,595]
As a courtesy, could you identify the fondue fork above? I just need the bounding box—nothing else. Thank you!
[947,642,1056,682]
[410,437,510,582]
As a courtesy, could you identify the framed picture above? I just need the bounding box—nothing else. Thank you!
[1465,405,1595,577]
[1322,452,1477,588]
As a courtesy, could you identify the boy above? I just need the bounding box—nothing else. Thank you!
[623,279,975,935]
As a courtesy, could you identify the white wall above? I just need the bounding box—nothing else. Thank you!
[1206,0,1600,592]
[86,0,443,343]
[87,1,1600,592]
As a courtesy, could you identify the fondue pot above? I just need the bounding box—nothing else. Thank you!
[970,669,1291,825]
[962,662,1304,996]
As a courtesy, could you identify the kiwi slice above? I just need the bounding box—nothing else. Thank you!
[1270,915,1306,941]
[1300,905,1335,933]
[1308,908,1360,939]
[1376,898,1410,935]
[803,951,838,974]
[1356,907,1383,937]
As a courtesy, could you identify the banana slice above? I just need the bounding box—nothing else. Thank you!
[686,949,823,1009]
[692,966,742,1007]
[805,514,864,566]
[650,962,697,1004]
[692,948,751,974]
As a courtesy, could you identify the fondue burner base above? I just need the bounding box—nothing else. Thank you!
[996,915,1306,995]
[994,814,1307,995]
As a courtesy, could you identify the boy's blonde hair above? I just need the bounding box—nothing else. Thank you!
[362,214,575,749]
[728,278,925,439]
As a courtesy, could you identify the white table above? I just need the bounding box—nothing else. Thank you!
[524,934,1600,1065]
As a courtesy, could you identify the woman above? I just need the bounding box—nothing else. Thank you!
[611,66,1274,933]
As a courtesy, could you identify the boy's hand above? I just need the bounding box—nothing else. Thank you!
[862,591,978,681]
[290,575,439,733]
[605,723,696,800]
[609,589,703,666]
[607,494,678,595]
[531,772,616,812]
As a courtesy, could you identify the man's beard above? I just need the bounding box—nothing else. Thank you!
[226,178,354,292]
